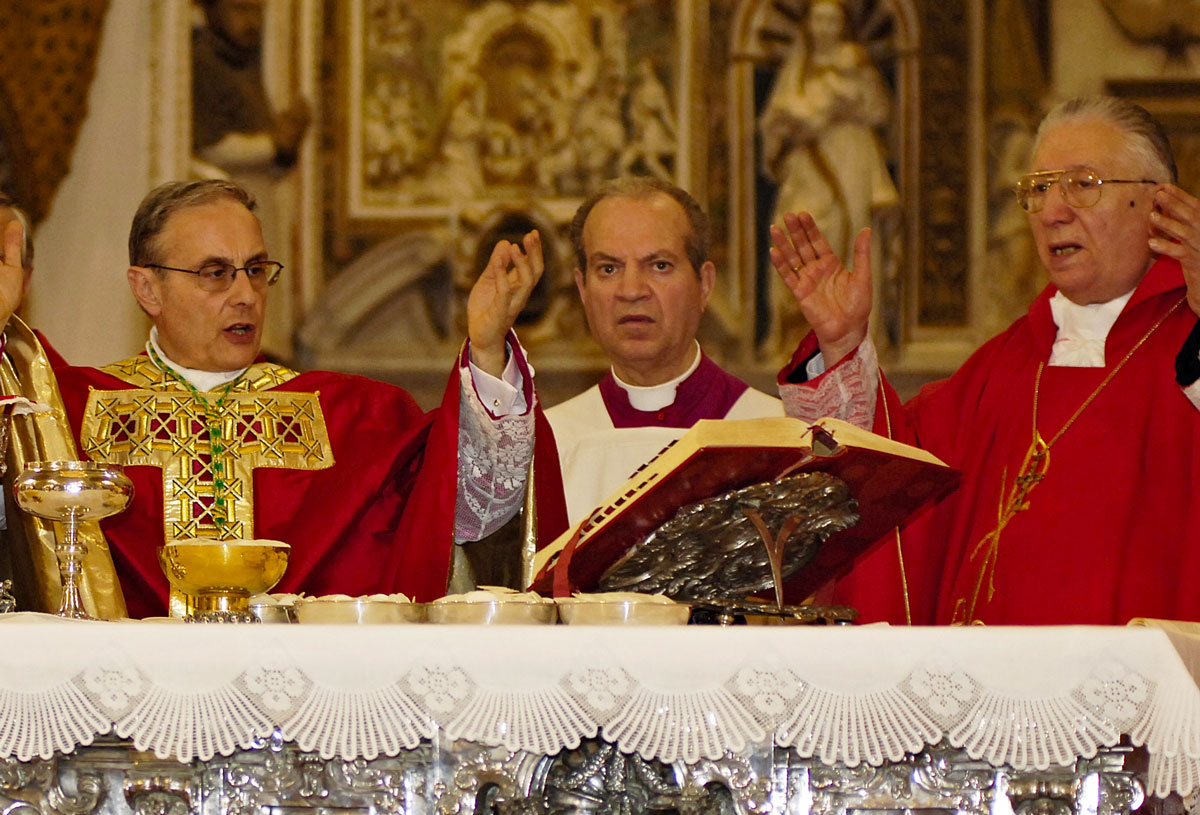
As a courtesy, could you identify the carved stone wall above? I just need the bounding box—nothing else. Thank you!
[304,0,699,407]
[276,0,1200,406]
[300,0,943,405]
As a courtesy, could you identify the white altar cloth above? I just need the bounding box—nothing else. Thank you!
[3,616,1200,798]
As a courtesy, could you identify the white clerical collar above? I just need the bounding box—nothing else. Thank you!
[1048,289,1134,368]
[147,327,247,392]
[612,343,702,412]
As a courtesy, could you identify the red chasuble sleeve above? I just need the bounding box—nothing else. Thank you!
[377,358,460,601]
[532,407,570,549]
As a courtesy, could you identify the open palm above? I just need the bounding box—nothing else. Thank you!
[769,211,872,364]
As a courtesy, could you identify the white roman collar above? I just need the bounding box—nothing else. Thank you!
[612,342,702,412]
[147,327,248,392]
[1048,289,1134,368]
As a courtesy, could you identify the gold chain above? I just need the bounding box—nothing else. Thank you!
[953,295,1185,625]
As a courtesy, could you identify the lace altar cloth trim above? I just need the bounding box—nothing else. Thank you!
[2,618,1200,797]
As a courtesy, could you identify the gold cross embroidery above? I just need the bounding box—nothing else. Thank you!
[79,357,334,541]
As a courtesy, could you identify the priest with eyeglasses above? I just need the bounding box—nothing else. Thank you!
[771,95,1200,626]
[0,179,551,618]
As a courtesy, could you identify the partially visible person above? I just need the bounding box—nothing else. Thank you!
[0,196,121,617]
[0,194,33,324]
[771,95,1200,626]
[0,194,68,368]
[9,179,543,618]
[545,178,854,528]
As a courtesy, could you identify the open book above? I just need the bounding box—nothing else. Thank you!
[530,416,960,601]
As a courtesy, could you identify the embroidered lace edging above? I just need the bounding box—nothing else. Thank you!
[454,366,532,541]
[779,338,879,429]
[1,627,1194,798]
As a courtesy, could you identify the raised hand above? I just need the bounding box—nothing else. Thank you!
[0,218,26,331]
[768,211,872,365]
[467,230,544,377]
[1149,185,1200,317]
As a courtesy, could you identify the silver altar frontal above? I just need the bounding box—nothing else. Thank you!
[1,619,1198,815]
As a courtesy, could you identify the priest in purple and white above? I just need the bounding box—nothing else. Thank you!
[544,179,850,527]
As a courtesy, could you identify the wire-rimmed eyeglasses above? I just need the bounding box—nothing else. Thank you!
[145,260,284,292]
[1014,169,1157,213]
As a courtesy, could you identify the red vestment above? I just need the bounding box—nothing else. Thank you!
[812,258,1200,625]
[53,347,546,618]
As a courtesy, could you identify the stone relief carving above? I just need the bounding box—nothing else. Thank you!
[983,0,1048,338]
[984,112,1042,338]
[620,57,679,181]
[351,0,665,209]
[302,0,978,400]
[305,0,684,391]
[1096,0,1200,70]
[729,0,907,362]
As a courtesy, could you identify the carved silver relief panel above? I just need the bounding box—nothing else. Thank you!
[0,738,1147,815]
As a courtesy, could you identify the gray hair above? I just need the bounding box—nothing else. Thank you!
[1034,96,1177,184]
[128,179,256,267]
[570,177,710,276]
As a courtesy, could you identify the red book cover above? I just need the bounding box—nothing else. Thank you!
[530,417,960,601]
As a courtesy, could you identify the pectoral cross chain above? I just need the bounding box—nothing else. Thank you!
[953,433,1049,625]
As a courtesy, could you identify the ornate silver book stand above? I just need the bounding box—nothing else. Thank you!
[599,469,861,623]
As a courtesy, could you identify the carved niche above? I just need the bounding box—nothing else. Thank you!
[724,0,980,370]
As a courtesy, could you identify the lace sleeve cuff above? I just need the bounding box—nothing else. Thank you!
[778,337,879,429]
[453,356,534,542]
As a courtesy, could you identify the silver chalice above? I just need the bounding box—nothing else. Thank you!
[14,461,133,619]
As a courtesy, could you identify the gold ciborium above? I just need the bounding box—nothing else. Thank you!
[14,460,133,619]
[159,539,289,622]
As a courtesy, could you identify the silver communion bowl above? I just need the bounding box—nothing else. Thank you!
[14,460,133,619]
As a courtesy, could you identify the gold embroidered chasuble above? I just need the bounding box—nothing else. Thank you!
[79,356,334,542]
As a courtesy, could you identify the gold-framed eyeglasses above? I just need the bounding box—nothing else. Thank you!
[1014,169,1157,213]
[146,260,283,292]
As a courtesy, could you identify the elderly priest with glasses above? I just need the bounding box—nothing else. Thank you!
[772,95,1200,626]
[3,179,547,618]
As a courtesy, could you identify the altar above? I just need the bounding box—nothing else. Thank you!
[3,616,1199,815]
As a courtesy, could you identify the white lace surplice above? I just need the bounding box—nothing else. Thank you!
[454,354,533,541]
[780,338,880,429]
